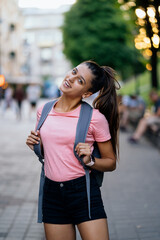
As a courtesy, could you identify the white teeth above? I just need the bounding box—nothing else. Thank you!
[65,80,71,88]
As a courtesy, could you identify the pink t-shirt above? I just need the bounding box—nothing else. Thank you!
[36,102,111,182]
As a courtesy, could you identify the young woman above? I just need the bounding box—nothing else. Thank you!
[26,60,120,240]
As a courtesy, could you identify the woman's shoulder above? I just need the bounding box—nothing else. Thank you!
[36,102,49,119]
[92,108,108,123]
[37,103,45,114]
[89,108,111,140]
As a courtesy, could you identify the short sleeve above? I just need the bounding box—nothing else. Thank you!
[91,109,111,142]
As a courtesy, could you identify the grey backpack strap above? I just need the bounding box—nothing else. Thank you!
[33,100,57,223]
[34,100,57,163]
[73,101,93,219]
[37,165,45,223]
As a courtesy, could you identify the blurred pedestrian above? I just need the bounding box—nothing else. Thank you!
[3,84,14,111]
[128,90,160,144]
[43,81,61,99]
[26,60,120,240]
[118,94,127,127]
[13,84,26,120]
[26,83,41,117]
[120,94,145,132]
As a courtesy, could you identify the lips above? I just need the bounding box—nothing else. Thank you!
[64,80,71,88]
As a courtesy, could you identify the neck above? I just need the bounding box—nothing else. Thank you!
[55,94,82,112]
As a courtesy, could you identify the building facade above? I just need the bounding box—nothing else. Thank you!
[0,2,71,86]
[22,6,71,86]
[0,0,25,83]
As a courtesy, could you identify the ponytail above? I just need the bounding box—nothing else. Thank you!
[84,61,120,159]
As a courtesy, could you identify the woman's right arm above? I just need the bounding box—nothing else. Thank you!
[26,130,41,151]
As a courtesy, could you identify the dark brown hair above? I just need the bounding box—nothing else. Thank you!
[84,60,120,159]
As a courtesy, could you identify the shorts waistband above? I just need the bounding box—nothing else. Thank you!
[45,174,89,187]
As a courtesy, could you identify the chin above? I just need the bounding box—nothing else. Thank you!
[59,85,68,95]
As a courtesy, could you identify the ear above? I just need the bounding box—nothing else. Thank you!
[82,92,93,99]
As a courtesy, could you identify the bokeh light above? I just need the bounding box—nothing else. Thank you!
[145,49,152,57]
[2,82,8,90]
[135,8,146,19]
[147,7,156,18]
[146,63,152,71]
[0,75,5,87]
[152,34,160,47]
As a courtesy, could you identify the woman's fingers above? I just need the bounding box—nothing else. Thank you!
[26,136,39,145]
[30,135,40,142]
[75,143,91,156]
[75,143,90,150]
[78,149,91,157]
[31,131,41,141]
[26,130,41,150]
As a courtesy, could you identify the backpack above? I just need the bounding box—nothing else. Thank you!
[34,100,103,223]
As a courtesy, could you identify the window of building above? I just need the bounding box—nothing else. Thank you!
[9,24,16,31]
[9,51,16,59]
[40,48,52,62]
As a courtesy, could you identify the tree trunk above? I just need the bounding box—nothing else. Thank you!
[151,47,158,89]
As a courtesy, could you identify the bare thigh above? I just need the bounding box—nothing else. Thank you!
[44,223,76,240]
[77,219,109,240]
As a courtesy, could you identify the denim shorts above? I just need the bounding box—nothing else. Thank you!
[42,174,107,225]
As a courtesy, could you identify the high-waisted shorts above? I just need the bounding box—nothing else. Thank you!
[42,174,107,225]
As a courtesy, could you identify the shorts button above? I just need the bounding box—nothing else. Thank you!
[60,183,64,187]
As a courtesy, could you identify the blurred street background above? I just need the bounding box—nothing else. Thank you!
[0,0,160,239]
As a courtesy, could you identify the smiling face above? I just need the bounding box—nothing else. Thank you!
[60,63,94,99]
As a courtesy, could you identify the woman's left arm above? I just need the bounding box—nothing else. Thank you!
[75,140,116,172]
[92,140,116,172]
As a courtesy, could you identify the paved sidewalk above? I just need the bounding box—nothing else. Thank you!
[0,100,160,240]
[0,100,46,240]
[104,130,160,240]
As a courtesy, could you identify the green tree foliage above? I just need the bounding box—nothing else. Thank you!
[62,0,145,80]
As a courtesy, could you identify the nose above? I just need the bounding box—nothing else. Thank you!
[68,76,75,83]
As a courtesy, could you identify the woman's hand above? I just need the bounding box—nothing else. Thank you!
[75,143,92,165]
[26,130,41,151]
[75,140,116,172]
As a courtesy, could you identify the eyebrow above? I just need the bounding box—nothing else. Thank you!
[75,67,86,84]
